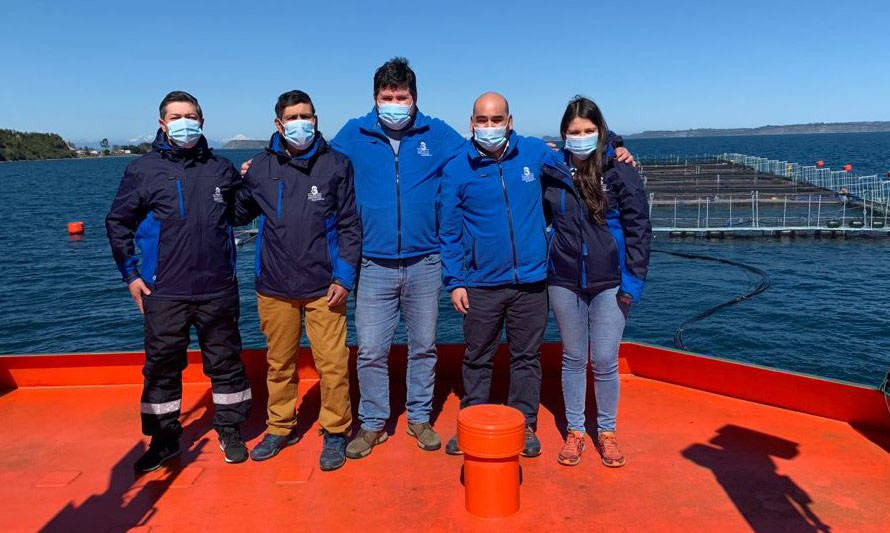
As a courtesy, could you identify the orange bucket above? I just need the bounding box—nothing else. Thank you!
[457,404,526,517]
[67,221,85,235]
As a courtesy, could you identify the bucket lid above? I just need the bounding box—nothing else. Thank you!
[457,404,526,458]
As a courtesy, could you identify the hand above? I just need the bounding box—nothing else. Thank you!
[615,147,636,167]
[240,158,253,177]
[616,291,633,319]
[326,283,348,307]
[546,141,559,151]
[451,288,470,314]
[128,278,152,314]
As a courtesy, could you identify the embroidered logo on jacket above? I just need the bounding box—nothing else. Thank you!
[307,185,324,202]
[521,166,535,183]
[417,141,431,157]
[212,186,224,203]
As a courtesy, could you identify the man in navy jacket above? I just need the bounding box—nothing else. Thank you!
[106,91,251,472]
[233,90,361,471]
[439,92,562,457]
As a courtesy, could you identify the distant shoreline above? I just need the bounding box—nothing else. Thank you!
[626,121,890,139]
[0,154,138,164]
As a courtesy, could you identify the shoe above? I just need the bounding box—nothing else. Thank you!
[134,432,181,473]
[320,431,348,471]
[557,430,586,466]
[445,434,463,456]
[407,422,441,451]
[521,426,541,457]
[217,426,248,464]
[250,430,301,461]
[345,428,388,459]
[597,431,626,467]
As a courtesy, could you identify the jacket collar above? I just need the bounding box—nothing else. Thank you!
[267,132,327,169]
[357,107,431,141]
[465,130,520,165]
[151,128,213,163]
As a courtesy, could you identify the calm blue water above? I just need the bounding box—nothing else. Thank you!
[1,133,888,387]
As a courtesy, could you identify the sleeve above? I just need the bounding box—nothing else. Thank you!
[438,166,467,292]
[230,160,262,226]
[614,163,652,302]
[329,123,350,156]
[330,158,362,290]
[436,123,468,174]
[105,163,146,283]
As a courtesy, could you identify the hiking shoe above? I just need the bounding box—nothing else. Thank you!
[521,426,541,457]
[445,434,463,456]
[345,428,388,459]
[320,431,348,471]
[134,433,181,473]
[407,422,441,451]
[250,431,301,461]
[597,431,626,467]
[557,430,586,466]
[217,426,248,464]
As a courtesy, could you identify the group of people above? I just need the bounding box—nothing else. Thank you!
[105,57,652,474]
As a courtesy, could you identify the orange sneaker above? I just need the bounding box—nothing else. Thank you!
[597,431,626,467]
[557,430,586,466]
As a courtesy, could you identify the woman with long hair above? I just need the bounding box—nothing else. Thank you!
[541,96,652,467]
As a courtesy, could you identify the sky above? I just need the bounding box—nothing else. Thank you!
[1,0,889,144]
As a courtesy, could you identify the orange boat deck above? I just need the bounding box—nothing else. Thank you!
[1,343,888,532]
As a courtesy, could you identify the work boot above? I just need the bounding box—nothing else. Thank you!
[134,431,181,473]
[345,428,388,459]
[217,426,248,464]
[407,422,441,451]
[557,429,586,466]
[445,434,463,456]
[320,431,348,471]
[521,425,541,457]
[250,430,301,461]
[596,431,626,467]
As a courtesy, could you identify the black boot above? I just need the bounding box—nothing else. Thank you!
[135,430,182,473]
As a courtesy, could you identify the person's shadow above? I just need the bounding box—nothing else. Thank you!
[682,425,831,532]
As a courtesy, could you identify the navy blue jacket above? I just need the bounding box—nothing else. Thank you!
[439,133,562,291]
[233,133,361,300]
[105,130,239,300]
[542,151,652,301]
[330,108,466,259]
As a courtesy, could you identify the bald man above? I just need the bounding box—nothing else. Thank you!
[439,92,628,457]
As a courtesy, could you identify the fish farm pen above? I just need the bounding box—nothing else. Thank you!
[642,154,890,237]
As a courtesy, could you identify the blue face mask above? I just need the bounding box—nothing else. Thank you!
[564,133,598,160]
[166,118,203,148]
[473,126,508,153]
[377,103,413,130]
[282,119,316,150]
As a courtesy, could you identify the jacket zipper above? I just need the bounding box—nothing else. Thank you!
[395,152,401,256]
[176,178,186,218]
[276,180,284,218]
[497,163,520,284]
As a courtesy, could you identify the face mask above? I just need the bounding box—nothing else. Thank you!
[282,119,316,150]
[564,132,598,160]
[377,103,413,130]
[473,126,508,152]
[166,118,203,148]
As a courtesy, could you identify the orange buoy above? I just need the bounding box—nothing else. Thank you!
[67,221,84,235]
[816,160,824,167]
[843,164,853,172]
[457,404,526,517]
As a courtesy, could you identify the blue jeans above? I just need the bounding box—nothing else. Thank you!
[548,285,625,433]
[354,254,441,431]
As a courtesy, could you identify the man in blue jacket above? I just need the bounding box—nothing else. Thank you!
[106,91,252,472]
[330,58,466,458]
[233,90,361,471]
[438,92,563,457]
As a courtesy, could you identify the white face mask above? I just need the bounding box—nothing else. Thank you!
[166,118,203,148]
[282,119,316,150]
[473,126,508,152]
[564,132,598,160]
[377,103,413,130]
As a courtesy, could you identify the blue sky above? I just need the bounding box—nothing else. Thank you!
[1,0,888,144]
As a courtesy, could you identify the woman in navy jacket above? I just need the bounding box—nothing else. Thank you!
[541,96,652,468]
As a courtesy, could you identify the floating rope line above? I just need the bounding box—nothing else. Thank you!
[652,249,770,352]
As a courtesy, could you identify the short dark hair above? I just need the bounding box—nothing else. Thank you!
[373,57,417,100]
[275,90,315,118]
[159,91,202,119]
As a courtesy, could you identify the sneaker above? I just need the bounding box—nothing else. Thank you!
[557,430,586,466]
[407,422,441,451]
[319,431,348,471]
[134,433,181,473]
[217,426,248,464]
[597,431,626,467]
[345,428,388,459]
[445,434,463,456]
[521,426,541,457]
[250,431,301,461]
